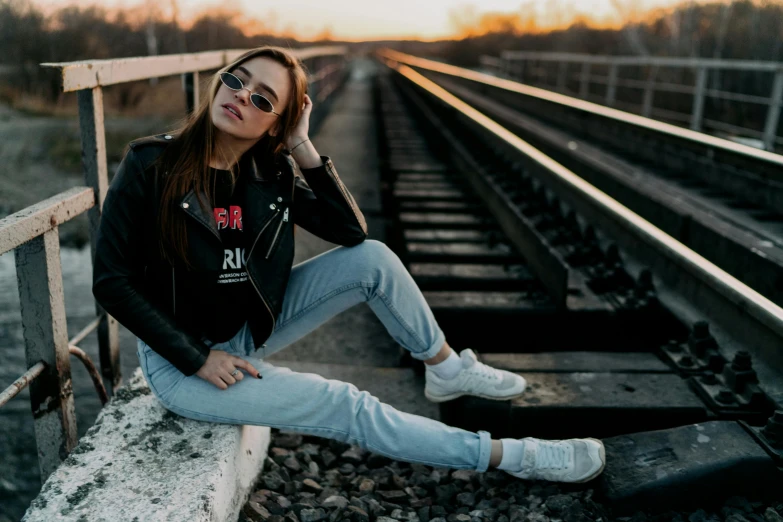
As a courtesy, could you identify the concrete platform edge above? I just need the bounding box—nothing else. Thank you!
[22,367,271,522]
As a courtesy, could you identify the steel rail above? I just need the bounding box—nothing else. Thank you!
[379,49,783,167]
[380,57,783,404]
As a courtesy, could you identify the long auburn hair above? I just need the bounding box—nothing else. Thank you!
[154,46,308,271]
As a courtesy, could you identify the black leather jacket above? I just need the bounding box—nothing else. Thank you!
[92,134,368,376]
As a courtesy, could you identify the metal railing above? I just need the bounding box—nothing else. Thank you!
[480,52,783,152]
[0,45,348,484]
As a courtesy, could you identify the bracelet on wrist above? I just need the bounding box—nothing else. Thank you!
[290,138,310,152]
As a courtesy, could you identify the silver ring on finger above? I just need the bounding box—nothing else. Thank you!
[230,369,240,377]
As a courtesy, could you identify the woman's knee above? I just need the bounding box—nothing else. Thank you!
[350,239,404,275]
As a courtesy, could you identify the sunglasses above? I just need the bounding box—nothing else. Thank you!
[219,72,280,116]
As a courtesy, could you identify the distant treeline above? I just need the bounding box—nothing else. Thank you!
[0,0,321,105]
[393,1,783,67]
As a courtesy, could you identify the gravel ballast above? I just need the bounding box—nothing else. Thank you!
[240,429,783,522]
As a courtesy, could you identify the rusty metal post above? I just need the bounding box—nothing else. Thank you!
[690,66,708,131]
[15,228,77,483]
[556,61,568,92]
[579,62,592,99]
[183,71,200,114]
[606,62,618,106]
[763,69,783,151]
[642,65,658,118]
[77,86,121,397]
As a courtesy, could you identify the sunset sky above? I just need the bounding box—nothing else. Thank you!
[37,0,696,40]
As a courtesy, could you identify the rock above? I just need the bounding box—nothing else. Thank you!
[318,487,342,503]
[435,484,459,505]
[319,450,338,468]
[323,496,350,509]
[350,497,369,512]
[339,463,356,475]
[377,518,399,522]
[430,506,447,518]
[272,448,293,461]
[342,447,366,465]
[526,514,549,522]
[303,479,324,493]
[725,516,750,522]
[508,506,527,522]
[545,494,574,515]
[417,505,431,522]
[347,505,370,522]
[381,501,405,512]
[278,497,292,508]
[285,513,300,522]
[263,472,286,492]
[366,498,386,516]
[276,433,304,448]
[266,502,286,515]
[246,503,273,521]
[328,508,345,522]
[378,490,409,504]
[358,478,376,493]
[446,515,471,522]
[456,492,476,508]
[300,508,328,522]
[391,474,407,489]
[410,498,433,508]
[451,470,476,483]
[284,457,302,472]
[765,508,783,522]
[688,509,709,522]
[725,497,754,514]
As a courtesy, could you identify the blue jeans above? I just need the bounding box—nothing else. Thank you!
[136,239,493,472]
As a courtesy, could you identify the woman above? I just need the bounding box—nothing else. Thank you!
[92,46,605,483]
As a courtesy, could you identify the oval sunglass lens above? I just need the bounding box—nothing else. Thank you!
[251,94,274,113]
[221,72,242,90]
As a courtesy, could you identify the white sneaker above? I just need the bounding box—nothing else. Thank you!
[503,437,606,483]
[424,348,527,403]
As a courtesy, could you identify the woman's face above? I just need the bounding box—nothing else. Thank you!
[210,56,292,141]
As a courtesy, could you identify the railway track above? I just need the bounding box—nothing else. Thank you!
[379,50,783,311]
[372,57,783,516]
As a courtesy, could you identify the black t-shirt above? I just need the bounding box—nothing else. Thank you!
[194,167,254,343]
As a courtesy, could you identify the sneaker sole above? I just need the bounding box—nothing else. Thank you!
[424,387,526,403]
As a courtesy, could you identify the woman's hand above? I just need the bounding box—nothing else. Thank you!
[285,94,313,150]
[196,349,261,390]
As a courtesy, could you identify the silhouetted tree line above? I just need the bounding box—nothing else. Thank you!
[392,1,783,68]
[0,0,324,105]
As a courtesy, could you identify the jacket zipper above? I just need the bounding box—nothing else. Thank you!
[245,207,284,332]
[265,207,289,259]
[172,265,176,315]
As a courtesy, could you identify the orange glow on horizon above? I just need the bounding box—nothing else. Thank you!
[34,0,698,42]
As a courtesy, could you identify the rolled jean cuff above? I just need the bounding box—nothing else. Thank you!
[409,328,447,362]
[475,430,493,472]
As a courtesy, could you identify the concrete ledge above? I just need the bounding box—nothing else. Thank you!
[23,367,271,522]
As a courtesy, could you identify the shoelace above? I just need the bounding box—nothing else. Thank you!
[473,360,503,381]
[536,441,572,470]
